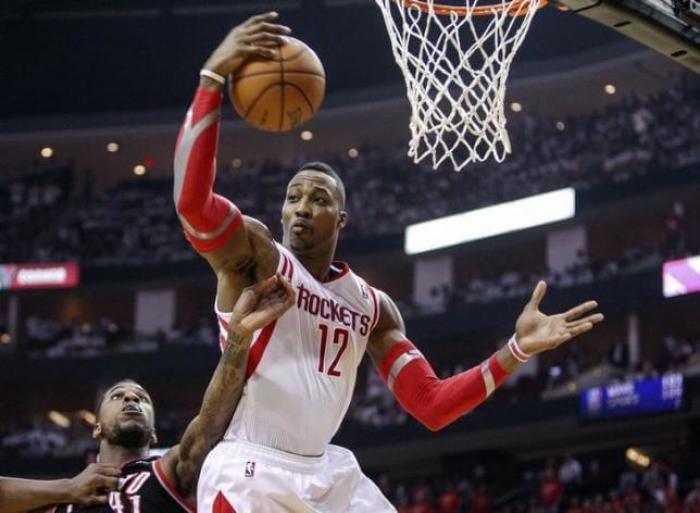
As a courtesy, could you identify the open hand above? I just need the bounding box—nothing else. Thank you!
[204,12,291,78]
[515,281,604,356]
[229,273,295,339]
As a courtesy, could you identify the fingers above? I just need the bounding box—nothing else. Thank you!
[244,46,277,60]
[250,274,281,296]
[568,322,594,338]
[563,300,599,321]
[245,33,286,49]
[526,281,547,311]
[566,313,604,329]
[247,21,291,35]
[97,475,120,490]
[278,272,295,306]
[88,494,110,505]
[246,11,280,25]
[91,464,121,477]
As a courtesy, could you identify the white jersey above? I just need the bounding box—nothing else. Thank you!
[215,242,379,456]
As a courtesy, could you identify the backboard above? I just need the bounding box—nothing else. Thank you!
[558,0,700,73]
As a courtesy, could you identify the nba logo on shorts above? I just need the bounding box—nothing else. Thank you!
[244,461,256,478]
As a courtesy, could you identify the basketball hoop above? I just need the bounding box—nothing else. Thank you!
[375,0,548,170]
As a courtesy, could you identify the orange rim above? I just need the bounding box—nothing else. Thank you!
[397,0,547,16]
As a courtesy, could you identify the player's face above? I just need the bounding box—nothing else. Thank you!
[282,171,346,254]
[94,382,157,449]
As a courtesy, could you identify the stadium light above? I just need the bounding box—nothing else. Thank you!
[40,147,54,158]
[301,130,313,141]
[510,102,522,112]
[106,142,119,153]
[626,448,651,468]
[405,188,576,255]
[48,410,71,429]
[77,410,97,425]
[604,84,616,95]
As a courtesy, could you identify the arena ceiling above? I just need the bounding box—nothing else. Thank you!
[0,0,640,119]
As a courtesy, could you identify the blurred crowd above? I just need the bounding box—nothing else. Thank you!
[0,163,73,263]
[20,315,218,358]
[0,74,697,266]
[381,453,699,513]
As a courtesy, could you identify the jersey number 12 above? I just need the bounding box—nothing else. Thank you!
[317,323,349,377]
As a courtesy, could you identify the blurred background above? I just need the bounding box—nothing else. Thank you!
[1,1,699,512]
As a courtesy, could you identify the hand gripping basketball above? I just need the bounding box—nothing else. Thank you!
[229,36,326,132]
[203,12,292,79]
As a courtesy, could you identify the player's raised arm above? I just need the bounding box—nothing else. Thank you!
[0,464,120,513]
[173,13,290,274]
[366,281,604,431]
[157,273,295,503]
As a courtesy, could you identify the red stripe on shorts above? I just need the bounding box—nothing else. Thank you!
[213,491,236,513]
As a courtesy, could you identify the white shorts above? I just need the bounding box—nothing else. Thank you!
[197,438,396,513]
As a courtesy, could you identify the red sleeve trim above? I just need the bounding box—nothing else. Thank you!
[152,459,196,513]
[182,204,242,253]
[489,353,509,384]
[246,320,278,379]
[280,253,289,277]
[191,87,223,123]
[286,258,294,281]
[377,340,417,381]
[367,285,380,331]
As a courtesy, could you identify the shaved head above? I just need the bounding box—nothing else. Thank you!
[296,162,346,209]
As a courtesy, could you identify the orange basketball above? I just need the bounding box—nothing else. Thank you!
[229,37,326,132]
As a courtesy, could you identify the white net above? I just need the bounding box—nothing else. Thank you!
[375,0,542,171]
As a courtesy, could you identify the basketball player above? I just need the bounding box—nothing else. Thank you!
[0,274,294,513]
[175,12,604,512]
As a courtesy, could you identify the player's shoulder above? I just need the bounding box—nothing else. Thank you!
[370,288,405,333]
[242,215,273,241]
[123,455,160,472]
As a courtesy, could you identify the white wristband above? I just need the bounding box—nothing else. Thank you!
[200,69,226,85]
[507,335,530,363]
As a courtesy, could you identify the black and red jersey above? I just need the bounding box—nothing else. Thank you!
[52,457,193,513]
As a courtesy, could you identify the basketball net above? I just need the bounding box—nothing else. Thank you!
[375,0,544,170]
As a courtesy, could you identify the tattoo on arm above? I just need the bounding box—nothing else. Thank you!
[174,330,252,497]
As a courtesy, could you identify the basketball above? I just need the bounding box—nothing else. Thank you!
[229,37,326,132]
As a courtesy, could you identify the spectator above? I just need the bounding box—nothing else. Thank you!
[560,454,584,492]
[685,479,700,513]
[541,463,565,513]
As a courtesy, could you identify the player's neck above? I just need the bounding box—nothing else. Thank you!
[296,251,334,282]
[98,441,150,466]
[294,242,340,282]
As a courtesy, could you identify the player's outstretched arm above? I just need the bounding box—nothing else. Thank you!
[0,464,120,513]
[173,13,289,282]
[158,273,295,503]
[366,281,604,431]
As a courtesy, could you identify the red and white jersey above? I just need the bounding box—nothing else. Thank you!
[215,242,380,456]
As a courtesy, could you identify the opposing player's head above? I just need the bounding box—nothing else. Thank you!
[93,379,157,450]
[282,162,347,255]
